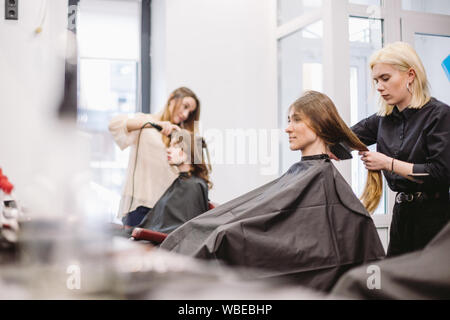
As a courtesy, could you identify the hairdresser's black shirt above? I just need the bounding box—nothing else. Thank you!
[351,97,450,193]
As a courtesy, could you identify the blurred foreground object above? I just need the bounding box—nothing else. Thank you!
[0,168,26,248]
[111,237,329,300]
[0,233,332,299]
[332,222,450,299]
[57,30,78,120]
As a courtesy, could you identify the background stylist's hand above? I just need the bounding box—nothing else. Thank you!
[158,121,180,136]
[359,151,391,171]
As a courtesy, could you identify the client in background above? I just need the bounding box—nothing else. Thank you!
[131,129,212,237]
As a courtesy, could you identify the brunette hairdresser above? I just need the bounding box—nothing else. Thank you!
[109,87,201,225]
[290,91,383,213]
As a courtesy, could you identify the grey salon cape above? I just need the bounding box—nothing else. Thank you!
[160,154,385,292]
[332,221,450,299]
[137,172,209,234]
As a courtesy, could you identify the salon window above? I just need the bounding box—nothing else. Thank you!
[277,0,324,172]
[349,16,387,215]
[277,0,387,215]
[75,0,148,222]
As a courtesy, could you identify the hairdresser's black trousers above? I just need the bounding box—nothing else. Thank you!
[387,195,450,257]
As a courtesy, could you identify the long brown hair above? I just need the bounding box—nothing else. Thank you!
[159,87,201,146]
[289,91,382,213]
[171,129,213,189]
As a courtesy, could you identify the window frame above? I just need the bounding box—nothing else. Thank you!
[70,0,151,114]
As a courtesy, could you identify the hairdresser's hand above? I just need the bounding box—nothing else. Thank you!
[359,151,391,171]
[158,121,181,136]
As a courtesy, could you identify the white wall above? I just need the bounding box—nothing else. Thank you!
[151,0,279,204]
[0,0,91,218]
[0,0,67,117]
[150,0,167,111]
[0,0,64,186]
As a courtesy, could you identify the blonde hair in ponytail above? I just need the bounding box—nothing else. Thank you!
[289,91,382,213]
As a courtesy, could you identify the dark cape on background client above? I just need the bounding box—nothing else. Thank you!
[160,154,385,292]
[137,172,209,234]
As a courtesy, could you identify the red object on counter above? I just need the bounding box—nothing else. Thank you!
[0,168,14,194]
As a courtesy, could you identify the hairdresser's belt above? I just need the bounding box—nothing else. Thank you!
[395,191,449,204]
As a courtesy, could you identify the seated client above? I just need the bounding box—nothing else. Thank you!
[135,129,212,235]
[119,129,212,240]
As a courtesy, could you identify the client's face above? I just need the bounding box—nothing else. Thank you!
[285,109,318,151]
[167,142,187,166]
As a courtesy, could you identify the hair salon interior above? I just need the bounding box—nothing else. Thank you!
[0,0,449,301]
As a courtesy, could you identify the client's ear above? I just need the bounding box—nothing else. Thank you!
[180,149,189,164]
